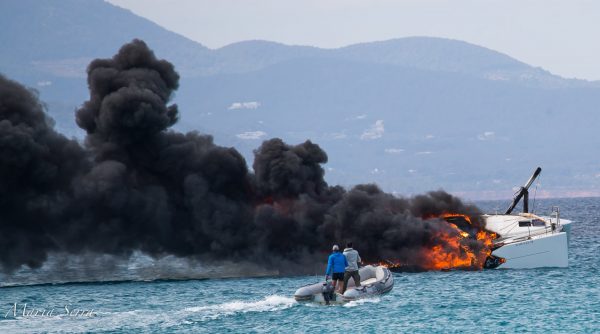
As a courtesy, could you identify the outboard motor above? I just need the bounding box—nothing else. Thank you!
[484,255,506,269]
[322,281,335,305]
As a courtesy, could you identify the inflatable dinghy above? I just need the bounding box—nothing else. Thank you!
[294,265,393,304]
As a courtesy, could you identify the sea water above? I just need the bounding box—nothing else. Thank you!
[1,197,598,333]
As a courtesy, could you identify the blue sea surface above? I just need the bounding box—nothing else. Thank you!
[1,197,598,333]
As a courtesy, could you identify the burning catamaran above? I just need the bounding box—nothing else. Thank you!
[383,167,572,272]
[481,167,572,269]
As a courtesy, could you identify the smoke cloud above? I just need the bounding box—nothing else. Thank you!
[0,40,487,276]
[0,75,88,269]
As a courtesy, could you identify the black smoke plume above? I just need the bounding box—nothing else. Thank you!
[0,75,88,269]
[0,40,487,275]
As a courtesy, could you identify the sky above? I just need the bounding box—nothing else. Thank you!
[106,0,600,81]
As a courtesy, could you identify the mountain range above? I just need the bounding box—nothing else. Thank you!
[2,0,599,199]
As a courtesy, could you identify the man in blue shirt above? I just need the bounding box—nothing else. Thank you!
[325,245,348,293]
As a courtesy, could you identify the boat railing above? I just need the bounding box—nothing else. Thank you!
[550,206,561,230]
[495,208,563,244]
[523,207,563,239]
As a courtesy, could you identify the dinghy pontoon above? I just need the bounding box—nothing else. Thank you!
[294,265,393,304]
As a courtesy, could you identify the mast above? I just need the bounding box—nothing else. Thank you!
[505,167,542,214]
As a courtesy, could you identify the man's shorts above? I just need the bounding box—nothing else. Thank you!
[332,272,344,281]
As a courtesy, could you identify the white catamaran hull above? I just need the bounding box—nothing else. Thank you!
[479,167,574,269]
[483,213,572,269]
[492,231,568,269]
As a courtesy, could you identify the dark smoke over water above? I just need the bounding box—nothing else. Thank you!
[0,40,486,278]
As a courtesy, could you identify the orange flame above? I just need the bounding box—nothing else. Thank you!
[377,213,497,271]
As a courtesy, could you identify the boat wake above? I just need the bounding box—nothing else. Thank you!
[343,297,381,308]
[186,295,297,320]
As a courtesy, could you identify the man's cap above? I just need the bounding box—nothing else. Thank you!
[332,245,339,251]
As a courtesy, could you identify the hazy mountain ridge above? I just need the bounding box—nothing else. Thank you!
[0,0,211,79]
[1,0,595,89]
[211,37,599,89]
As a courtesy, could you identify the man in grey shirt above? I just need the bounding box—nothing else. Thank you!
[341,242,362,293]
